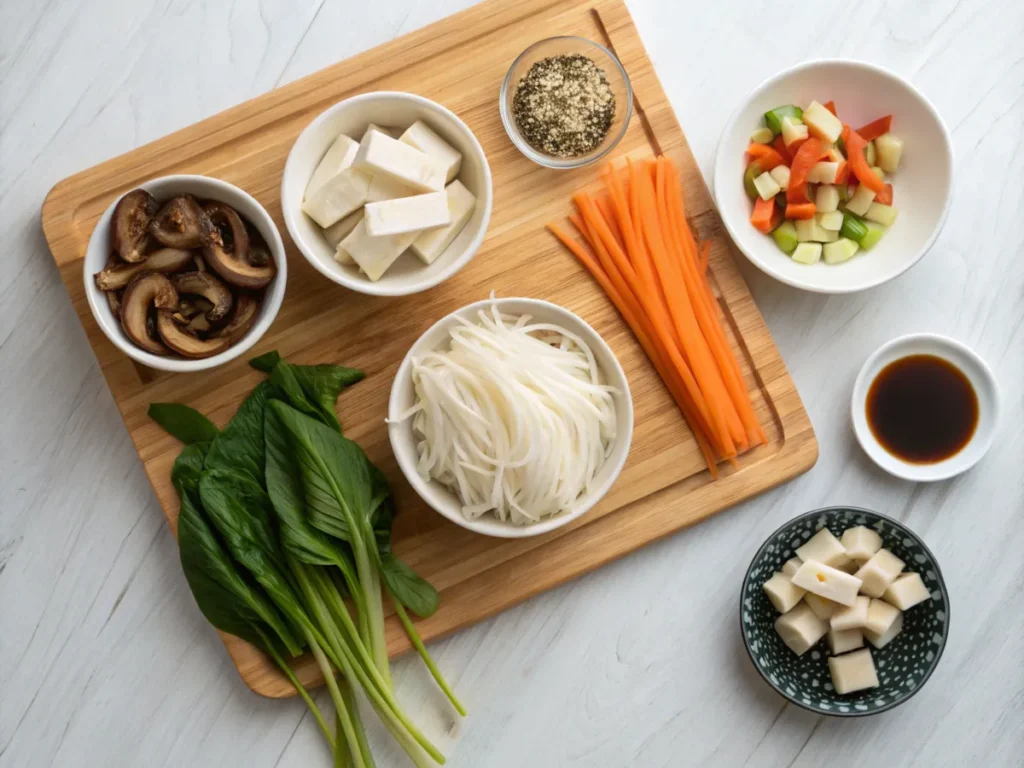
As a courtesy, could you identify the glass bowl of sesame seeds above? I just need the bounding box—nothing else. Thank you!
[500,36,632,169]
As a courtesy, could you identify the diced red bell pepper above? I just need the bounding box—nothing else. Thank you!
[842,127,885,194]
[855,115,892,142]
[823,100,838,117]
[746,143,786,171]
[772,134,792,165]
[875,183,894,206]
[786,138,830,203]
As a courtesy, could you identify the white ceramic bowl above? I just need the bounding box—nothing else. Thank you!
[83,175,287,373]
[388,297,634,538]
[851,334,1000,481]
[281,92,492,297]
[714,60,953,294]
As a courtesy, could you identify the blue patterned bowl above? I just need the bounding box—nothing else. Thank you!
[740,506,950,716]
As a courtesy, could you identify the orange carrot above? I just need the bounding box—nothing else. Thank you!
[745,143,785,171]
[875,183,894,206]
[823,100,838,117]
[855,115,892,142]
[595,195,624,252]
[750,197,781,233]
[785,202,816,220]
[842,126,885,193]
[772,134,792,165]
[698,240,709,273]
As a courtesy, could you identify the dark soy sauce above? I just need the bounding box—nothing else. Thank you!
[866,354,978,464]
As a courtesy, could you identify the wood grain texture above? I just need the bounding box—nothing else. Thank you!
[39,0,815,698]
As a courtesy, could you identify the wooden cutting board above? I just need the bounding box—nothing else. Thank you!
[40,0,817,697]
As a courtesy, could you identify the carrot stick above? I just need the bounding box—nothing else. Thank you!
[698,241,710,273]
[595,195,624,252]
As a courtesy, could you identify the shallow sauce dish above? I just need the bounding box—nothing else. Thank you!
[714,60,953,294]
[83,175,286,373]
[741,506,949,716]
[281,92,492,297]
[388,297,634,538]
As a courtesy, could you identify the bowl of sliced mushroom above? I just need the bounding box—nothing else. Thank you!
[83,175,286,372]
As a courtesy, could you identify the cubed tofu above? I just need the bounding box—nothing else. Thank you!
[763,572,806,614]
[827,628,864,655]
[803,593,838,620]
[769,165,791,191]
[782,557,803,578]
[324,209,364,249]
[363,123,401,140]
[775,603,829,657]
[411,180,476,265]
[883,573,931,611]
[305,134,360,198]
[353,130,446,192]
[830,595,870,631]
[339,219,420,282]
[791,243,821,265]
[796,528,850,568]
[365,173,417,204]
[363,191,451,237]
[803,100,843,144]
[780,115,808,149]
[399,120,463,183]
[863,598,901,636]
[792,560,863,606]
[815,185,840,214]
[863,609,904,649]
[840,526,883,563]
[753,171,782,201]
[301,167,372,227]
[828,648,879,694]
[855,549,906,598]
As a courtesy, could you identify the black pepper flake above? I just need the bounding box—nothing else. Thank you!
[512,53,616,159]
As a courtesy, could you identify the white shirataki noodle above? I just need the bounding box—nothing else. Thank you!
[392,304,618,526]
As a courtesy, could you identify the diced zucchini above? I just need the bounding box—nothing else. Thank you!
[870,166,885,181]
[818,210,844,231]
[864,140,877,167]
[764,105,803,136]
[772,220,799,254]
[865,202,898,226]
[753,171,782,201]
[807,161,840,184]
[803,101,844,143]
[769,165,791,191]
[823,237,860,265]
[840,212,869,242]
[750,127,774,144]
[875,133,904,173]
[781,116,809,149]
[743,161,763,201]
[860,220,886,250]
[815,185,840,213]
[795,218,818,243]
[792,242,822,265]
[845,184,877,216]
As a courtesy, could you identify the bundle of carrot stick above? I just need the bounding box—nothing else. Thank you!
[548,155,766,477]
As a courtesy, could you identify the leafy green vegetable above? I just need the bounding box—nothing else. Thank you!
[270,360,365,432]
[250,350,283,372]
[204,382,270,485]
[149,403,220,444]
[378,553,439,618]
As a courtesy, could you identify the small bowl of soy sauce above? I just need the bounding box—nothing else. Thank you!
[851,334,1000,481]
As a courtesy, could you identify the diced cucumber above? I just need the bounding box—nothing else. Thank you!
[753,171,782,201]
[781,116,809,149]
[870,166,885,181]
[795,218,818,243]
[859,220,886,250]
[840,212,869,242]
[865,202,898,226]
[875,133,904,173]
[803,101,843,143]
[818,210,844,231]
[823,237,860,264]
[815,185,840,213]
[864,140,877,167]
[772,220,799,254]
[743,161,763,200]
[769,165,791,190]
[792,242,822,265]
[750,127,774,144]
[764,105,803,136]
[845,184,877,216]
[807,161,840,184]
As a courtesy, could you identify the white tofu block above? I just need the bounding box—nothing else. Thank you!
[762,572,806,614]
[301,167,372,227]
[792,560,863,607]
[828,648,879,694]
[365,173,417,204]
[841,526,883,563]
[774,604,828,657]
[334,243,355,266]
[855,549,906,598]
[354,130,446,192]
[324,209,364,248]
[803,593,838,620]
[830,595,870,631]
[864,598,901,636]
[883,573,931,611]
[339,219,419,281]
[305,134,360,198]
[363,191,450,236]
[827,628,864,655]
[796,529,851,569]
[400,120,463,183]
[863,609,904,649]
[363,122,401,140]
[411,180,476,265]
[781,557,803,578]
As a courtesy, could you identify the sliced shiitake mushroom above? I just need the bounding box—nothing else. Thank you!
[120,272,178,355]
[95,247,193,291]
[149,195,212,248]
[155,311,229,358]
[203,201,276,289]
[106,290,123,319]
[210,293,261,344]
[112,189,159,263]
[174,295,215,321]
[171,271,233,323]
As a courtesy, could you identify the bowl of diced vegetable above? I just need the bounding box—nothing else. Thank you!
[740,506,949,717]
[714,60,953,294]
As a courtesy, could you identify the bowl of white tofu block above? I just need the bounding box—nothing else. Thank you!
[741,506,949,716]
[281,91,492,296]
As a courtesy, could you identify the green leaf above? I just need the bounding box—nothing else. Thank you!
[250,350,282,373]
[379,553,439,618]
[204,381,270,486]
[149,403,219,444]
[270,362,365,433]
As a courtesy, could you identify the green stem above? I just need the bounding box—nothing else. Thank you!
[331,567,370,653]
[391,599,466,716]
[307,633,366,768]
[364,562,392,689]
[261,634,336,752]
[334,711,351,768]
[339,676,375,768]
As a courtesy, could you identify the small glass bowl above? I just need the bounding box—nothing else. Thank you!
[499,36,633,170]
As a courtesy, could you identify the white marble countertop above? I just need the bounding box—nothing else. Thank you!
[2,0,1022,766]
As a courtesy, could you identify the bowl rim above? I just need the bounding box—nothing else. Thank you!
[850,333,1001,481]
[82,173,287,373]
[739,505,951,717]
[498,35,633,170]
[386,296,634,538]
[713,58,955,295]
[280,90,493,297]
